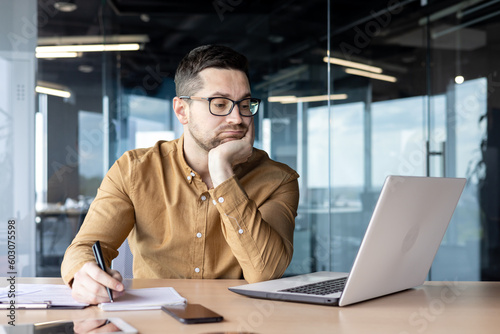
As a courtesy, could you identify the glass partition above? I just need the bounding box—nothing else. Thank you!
[31,0,500,281]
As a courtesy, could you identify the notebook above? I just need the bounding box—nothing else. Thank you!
[229,175,466,306]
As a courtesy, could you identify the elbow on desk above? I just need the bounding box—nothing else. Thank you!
[244,272,273,284]
[242,254,292,284]
[243,266,287,284]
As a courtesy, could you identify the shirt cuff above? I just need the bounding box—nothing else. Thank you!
[208,175,248,212]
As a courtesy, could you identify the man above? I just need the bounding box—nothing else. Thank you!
[61,45,300,304]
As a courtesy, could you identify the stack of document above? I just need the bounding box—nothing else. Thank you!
[0,284,186,311]
[0,284,89,309]
[99,287,186,311]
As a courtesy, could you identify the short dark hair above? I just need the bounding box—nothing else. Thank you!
[174,45,249,97]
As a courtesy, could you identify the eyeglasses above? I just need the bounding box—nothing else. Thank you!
[179,96,261,117]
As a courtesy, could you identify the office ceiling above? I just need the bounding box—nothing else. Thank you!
[37,0,500,102]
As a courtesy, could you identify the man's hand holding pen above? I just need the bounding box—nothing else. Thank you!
[93,241,115,303]
[70,253,125,305]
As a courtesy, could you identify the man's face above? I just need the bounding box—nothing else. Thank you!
[185,68,254,152]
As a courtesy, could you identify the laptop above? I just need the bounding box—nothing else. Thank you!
[229,175,466,306]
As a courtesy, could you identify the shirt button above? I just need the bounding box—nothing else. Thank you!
[196,232,202,238]
[212,199,217,205]
[190,172,195,177]
[194,267,200,273]
[201,195,207,201]
[218,197,224,203]
[187,176,192,181]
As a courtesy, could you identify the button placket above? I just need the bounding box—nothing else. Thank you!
[187,171,196,183]
[193,188,206,279]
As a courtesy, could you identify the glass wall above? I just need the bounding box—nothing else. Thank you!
[30,0,500,281]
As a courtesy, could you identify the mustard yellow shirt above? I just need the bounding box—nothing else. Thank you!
[61,135,299,285]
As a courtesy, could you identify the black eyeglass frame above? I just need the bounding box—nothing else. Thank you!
[179,96,261,117]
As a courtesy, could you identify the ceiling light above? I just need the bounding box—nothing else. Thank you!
[296,94,348,103]
[140,14,151,22]
[54,1,78,12]
[345,68,397,83]
[323,57,383,73]
[36,43,141,53]
[36,52,78,58]
[38,35,150,46]
[35,86,71,98]
[268,94,348,104]
[455,75,465,84]
[78,65,94,73]
[268,95,297,103]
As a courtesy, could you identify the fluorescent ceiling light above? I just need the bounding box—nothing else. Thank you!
[38,35,149,45]
[323,57,382,73]
[268,94,348,104]
[268,95,297,103]
[54,1,78,12]
[345,68,397,83]
[296,94,348,102]
[36,43,141,53]
[36,52,78,58]
[35,86,71,98]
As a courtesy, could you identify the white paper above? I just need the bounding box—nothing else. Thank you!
[99,287,186,311]
[0,284,88,308]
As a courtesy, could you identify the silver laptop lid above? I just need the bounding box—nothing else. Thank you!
[339,175,466,306]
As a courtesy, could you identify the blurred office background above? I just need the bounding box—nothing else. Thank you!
[1,0,499,280]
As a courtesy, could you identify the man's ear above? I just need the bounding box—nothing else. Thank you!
[173,97,189,125]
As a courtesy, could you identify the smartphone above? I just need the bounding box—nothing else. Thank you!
[0,317,137,334]
[161,303,223,324]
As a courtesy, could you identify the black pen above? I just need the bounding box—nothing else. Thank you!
[92,241,114,303]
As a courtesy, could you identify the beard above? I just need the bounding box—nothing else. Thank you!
[188,123,248,153]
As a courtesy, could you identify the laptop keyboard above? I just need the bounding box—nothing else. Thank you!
[278,277,347,295]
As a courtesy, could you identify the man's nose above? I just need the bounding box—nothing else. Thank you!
[225,103,243,123]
